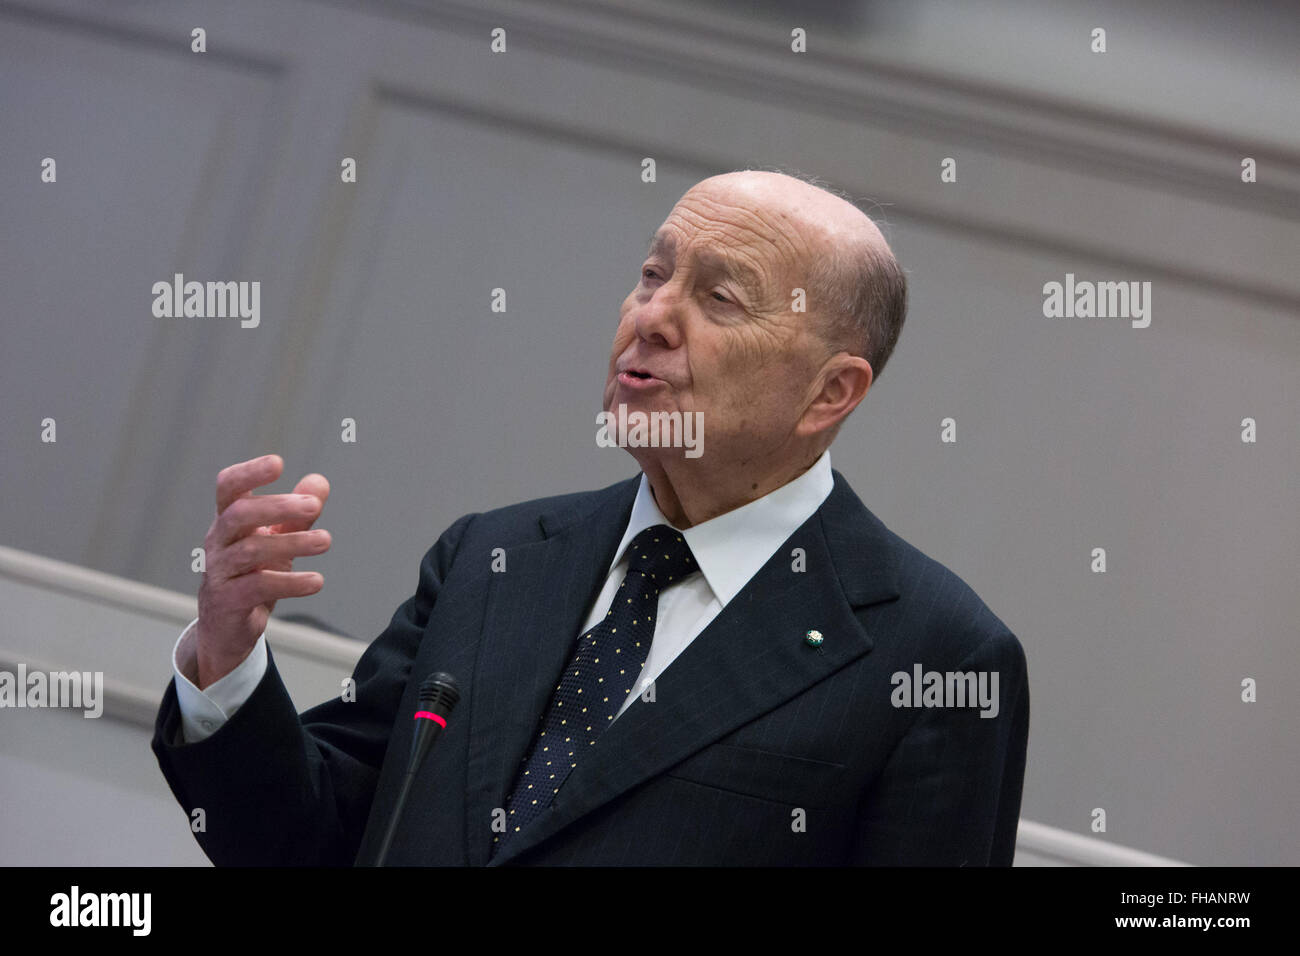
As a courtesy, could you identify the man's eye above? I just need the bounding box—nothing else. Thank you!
[642,268,660,281]
[711,291,730,303]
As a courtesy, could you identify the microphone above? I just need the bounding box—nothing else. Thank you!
[368,672,460,867]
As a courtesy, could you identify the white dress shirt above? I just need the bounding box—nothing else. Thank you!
[172,450,834,743]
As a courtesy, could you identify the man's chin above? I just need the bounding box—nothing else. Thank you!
[622,443,695,471]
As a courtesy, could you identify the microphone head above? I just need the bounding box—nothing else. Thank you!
[418,672,460,718]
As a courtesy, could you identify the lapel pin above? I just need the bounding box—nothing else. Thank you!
[804,629,824,647]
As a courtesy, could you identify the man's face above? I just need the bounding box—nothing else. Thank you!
[602,179,828,466]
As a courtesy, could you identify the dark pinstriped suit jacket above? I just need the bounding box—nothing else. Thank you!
[152,468,1029,866]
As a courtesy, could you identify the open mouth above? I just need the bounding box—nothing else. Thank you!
[617,368,664,388]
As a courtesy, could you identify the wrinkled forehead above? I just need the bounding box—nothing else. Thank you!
[650,185,828,287]
[668,180,816,244]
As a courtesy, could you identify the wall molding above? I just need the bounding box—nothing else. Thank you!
[6,0,1296,323]
[327,0,1300,204]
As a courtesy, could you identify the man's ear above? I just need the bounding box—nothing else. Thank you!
[796,355,873,439]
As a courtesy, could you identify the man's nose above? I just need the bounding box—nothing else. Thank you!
[633,283,686,349]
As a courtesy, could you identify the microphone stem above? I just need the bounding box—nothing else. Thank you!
[373,767,419,867]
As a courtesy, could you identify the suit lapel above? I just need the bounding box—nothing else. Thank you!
[464,475,639,866]
[488,469,903,865]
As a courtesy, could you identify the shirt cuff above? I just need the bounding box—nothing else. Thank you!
[171,618,268,744]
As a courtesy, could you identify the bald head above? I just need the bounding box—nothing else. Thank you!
[688,170,889,261]
[687,169,907,383]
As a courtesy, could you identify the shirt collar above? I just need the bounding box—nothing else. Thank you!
[609,450,834,608]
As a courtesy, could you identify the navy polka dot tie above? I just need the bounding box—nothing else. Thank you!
[493,524,696,854]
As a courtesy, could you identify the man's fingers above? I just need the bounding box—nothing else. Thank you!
[214,493,321,545]
[222,568,324,609]
[216,454,284,514]
[214,529,331,580]
[293,473,330,504]
[271,473,331,534]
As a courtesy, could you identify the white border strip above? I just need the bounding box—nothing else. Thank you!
[1016,820,1191,867]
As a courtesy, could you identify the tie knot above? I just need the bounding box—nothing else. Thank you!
[624,524,696,583]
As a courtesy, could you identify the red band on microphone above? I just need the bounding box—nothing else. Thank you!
[413,710,447,727]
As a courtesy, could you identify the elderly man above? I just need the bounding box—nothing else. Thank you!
[152,170,1028,866]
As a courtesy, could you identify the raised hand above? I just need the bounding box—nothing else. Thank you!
[194,454,332,689]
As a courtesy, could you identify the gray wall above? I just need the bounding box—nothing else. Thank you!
[1,0,1296,865]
